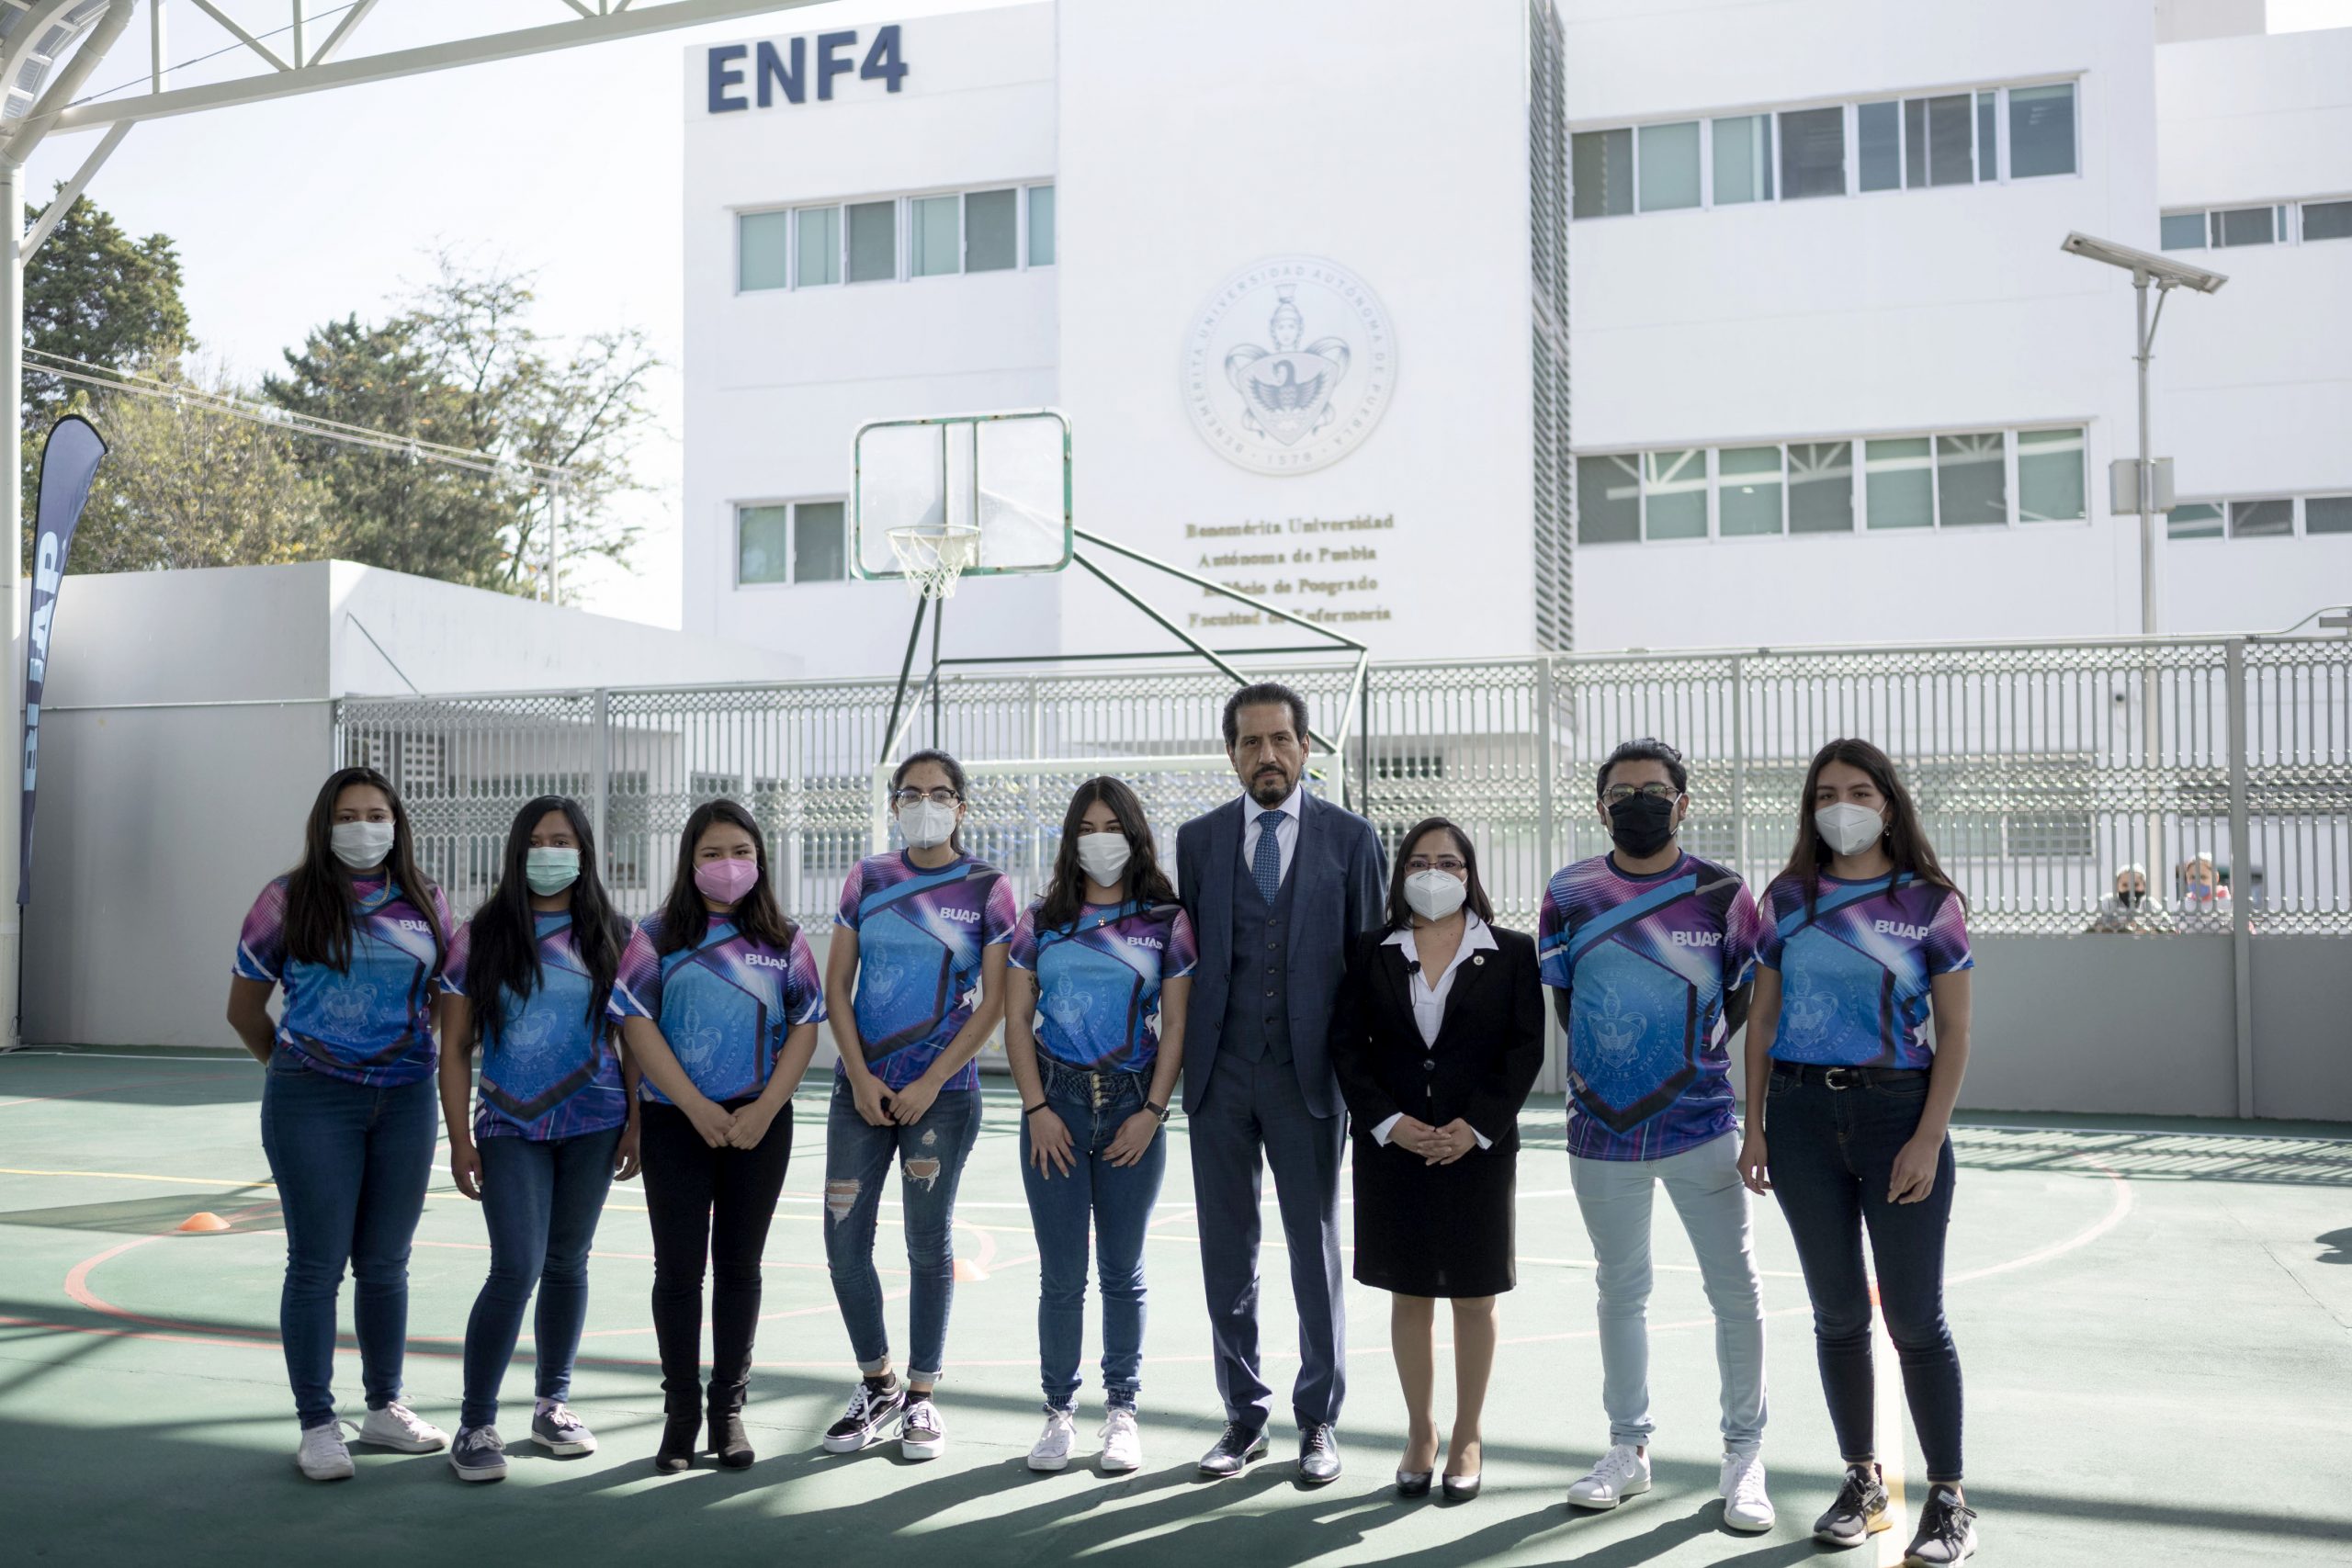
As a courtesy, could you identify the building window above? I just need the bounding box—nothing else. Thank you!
[2007,83,2075,177]
[846,199,896,282]
[2229,499,2292,537]
[1577,454,1640,543]
[1778,106,1846,199]
[2160,212,2206,251]
[2212,205,2279,248]
[737,499,849,585]
[1717,446,1783,536]
[2306,199,2352,242]
[1858,100,1900,192]
[2017,427,2086,522]
[910,194,960,277]
[1937,433,2008,525]
[966,188,1018,271]
[1713,115,1773,204]
[1572,128,1634,218]
[2166,502,2223,541]
[738,210,791,291]
[1636,121,1702,211]
[1643,448,1707,537]
[1865,437,1935,529]
[796,206,842,285]
[2307,496,2352,534]
[1027,183,1057,265]
[1790,442,1855,532]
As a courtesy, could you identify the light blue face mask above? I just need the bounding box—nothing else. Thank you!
[525,847,581,896]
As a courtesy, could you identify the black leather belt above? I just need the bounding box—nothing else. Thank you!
[1770,1062,1928,1089]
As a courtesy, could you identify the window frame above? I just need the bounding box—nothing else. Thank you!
[733,496,854,588]
[2168,494,2352,541]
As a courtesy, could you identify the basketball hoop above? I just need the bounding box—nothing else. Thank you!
[888,524,982,601]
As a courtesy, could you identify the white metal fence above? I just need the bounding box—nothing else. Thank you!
[336,635,2352,937]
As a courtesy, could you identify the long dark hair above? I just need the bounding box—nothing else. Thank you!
[1385,817,1495,932]
[1777,738,1963,919]
[1035,776,1178,931]
[284,765,446,974]
[892,747,969,854]
[462,796,625,1046]
[653,797,797,956]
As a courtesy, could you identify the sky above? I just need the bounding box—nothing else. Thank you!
[23,0,2352,630]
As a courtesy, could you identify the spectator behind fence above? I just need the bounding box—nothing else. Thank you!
[2086,863,2173,935]
[2176,853,2233,931]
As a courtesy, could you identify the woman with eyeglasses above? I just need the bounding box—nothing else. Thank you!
[225,766,453,1481]
[1736,739,1978,1565]
[1329,817,1544,1502]
[819,748,1018,1462]
[1004,776,1196,1475]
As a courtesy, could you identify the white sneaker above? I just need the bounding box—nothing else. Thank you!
[1027,1407,1077,1472]
[1567,1443,1652,1510]
[1099,1406,1143,1472]
[295,1421,356,1481]
[1721,1450,1775,1532]
[356,1401,448,1453]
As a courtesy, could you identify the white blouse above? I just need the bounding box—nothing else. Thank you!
[1370,914,1498,1150]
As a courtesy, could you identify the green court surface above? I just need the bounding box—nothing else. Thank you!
[2,1047,2346,1565]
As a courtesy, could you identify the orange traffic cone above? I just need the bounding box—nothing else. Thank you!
[175,1212,232,1234]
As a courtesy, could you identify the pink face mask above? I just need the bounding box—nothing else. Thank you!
[693,857,760,906]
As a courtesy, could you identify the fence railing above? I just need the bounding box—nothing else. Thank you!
[336,635,2352,937]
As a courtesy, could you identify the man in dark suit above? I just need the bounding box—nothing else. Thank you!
[1176,681,1386,1483]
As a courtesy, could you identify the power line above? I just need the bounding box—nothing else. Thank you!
[68,3,368,109]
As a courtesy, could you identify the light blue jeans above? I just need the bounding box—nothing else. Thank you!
[1567,1132,1767,1456]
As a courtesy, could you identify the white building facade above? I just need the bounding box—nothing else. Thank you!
[681,0,2350,674]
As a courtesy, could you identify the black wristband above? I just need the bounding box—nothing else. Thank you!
[1023,1102,1048,1117]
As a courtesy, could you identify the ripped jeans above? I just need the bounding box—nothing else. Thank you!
[821,1077,982,1384]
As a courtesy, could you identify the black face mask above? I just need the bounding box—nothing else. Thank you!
[2119,889,2144,908]
[1607,793,1679,858]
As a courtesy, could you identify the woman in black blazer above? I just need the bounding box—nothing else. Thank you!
[1331,816,1545,1502]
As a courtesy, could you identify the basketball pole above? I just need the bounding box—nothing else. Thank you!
[881,594,934,769]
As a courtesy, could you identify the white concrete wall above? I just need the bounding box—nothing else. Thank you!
[682,5,1063,678]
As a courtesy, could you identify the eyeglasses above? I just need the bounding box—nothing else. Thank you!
[891,787,961,807]
[1405,856,1468,874]
[1600,784,1679,806]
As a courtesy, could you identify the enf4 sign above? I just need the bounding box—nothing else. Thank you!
[707,26,909,114]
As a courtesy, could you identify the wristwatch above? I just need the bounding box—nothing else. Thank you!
[1145,1100,1170,1124]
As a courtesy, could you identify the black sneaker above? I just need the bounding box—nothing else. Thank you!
[821,1379,905,1454]
[1815,1462,1892,1548]
[899,1394,945,1460]
[1196,1421,1270,1477]
[1905,1485,1978,1565]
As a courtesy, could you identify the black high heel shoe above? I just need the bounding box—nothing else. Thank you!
[1441,1470,1483,1501]
[1395,1467,1433,1497]
[653,1408,700,1473]
[708,1402,754,1469]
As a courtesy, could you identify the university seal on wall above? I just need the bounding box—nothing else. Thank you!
[1181,256,1396,475]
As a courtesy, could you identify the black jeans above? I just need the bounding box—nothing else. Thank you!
[639,1099,793,1414]
[1765,1066,1964,1483]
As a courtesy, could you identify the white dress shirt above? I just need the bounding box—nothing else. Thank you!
[1371,913,1498,1150]
[1237,782,1305,888]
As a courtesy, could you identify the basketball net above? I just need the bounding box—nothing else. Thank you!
[888,524,982,601]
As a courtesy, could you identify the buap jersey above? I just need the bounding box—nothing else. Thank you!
[619,914,826,1105]
[233,873,451,1088]
[837,851,1020,1092]
[1537,852,1762,1161]
[443,912,654,1142]
[1009,899,1199,1076]
[1755,872,1973,1070]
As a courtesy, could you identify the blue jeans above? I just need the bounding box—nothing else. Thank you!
[258,1056,438,1428]
[458,1126,623,1429]
[1020,1059,1167,1412]
[822,1079,981,1384]
[1764,1065,1964,1483]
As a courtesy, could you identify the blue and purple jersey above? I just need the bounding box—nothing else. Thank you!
[619,914,826,1106]
[836,851,1020,1092]
[444,912,654,1142]
[1538,852,1762,1161]
[1010,900,1199,1075]
[1755,872,1973,1069]
[233,873,452,1088]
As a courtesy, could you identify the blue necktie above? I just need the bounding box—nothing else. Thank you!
[1252,809,1284,905]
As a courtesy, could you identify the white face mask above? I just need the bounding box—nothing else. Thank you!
[331,819,397,870]
[1815,802,1886,858]
[1403,869,1467,922]
[899,798,959,851]
[1075,832,1132,887]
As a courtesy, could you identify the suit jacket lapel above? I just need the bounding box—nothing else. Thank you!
[1378,935,1415,1021]
[1434,942,1493,1041]
[1293,792,1321,904]
[1202,797,1241,965]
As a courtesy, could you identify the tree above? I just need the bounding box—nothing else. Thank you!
[266,253,658,600]
[63,365,330,574]
[21,189,191,432]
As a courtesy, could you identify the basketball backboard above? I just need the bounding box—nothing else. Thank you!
[853,409,1072,582]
